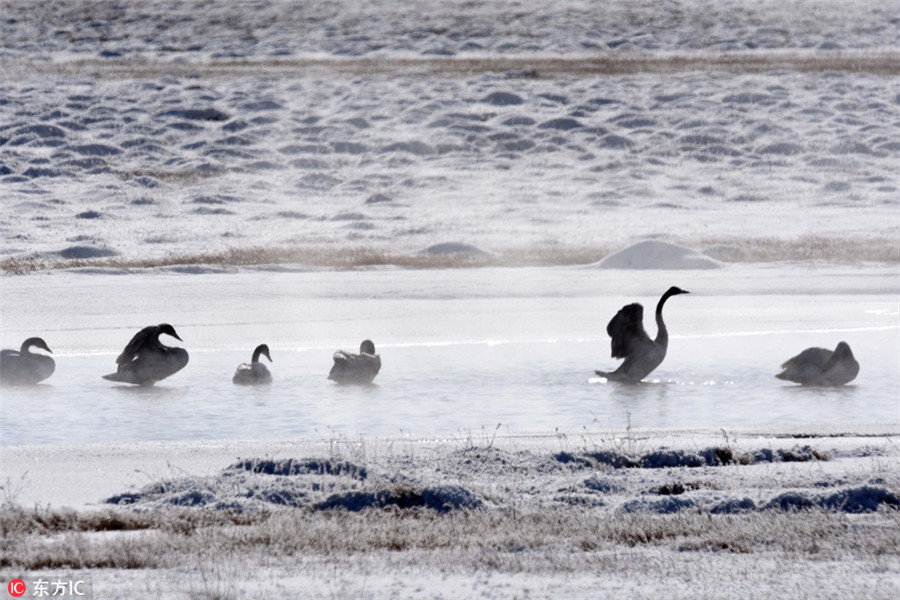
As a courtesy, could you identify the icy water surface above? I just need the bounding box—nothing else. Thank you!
[2,267,898,445]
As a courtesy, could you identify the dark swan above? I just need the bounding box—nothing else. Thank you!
[103,323,188,386]
[595,286,690,383]
[1,337,55,385]
[776,341,859,386]
[328,339,381,384]
[233,344,273,385]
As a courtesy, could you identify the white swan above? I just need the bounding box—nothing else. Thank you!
[328,339,381,384]
[103,323,188,386]
[776,341,859,386]
[595,286,690,383]
[1,337,55,385]
[233,344,273,385]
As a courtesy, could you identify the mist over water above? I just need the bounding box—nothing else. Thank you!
[2,268,898,446]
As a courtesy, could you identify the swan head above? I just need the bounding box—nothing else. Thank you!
[360,339,376,355]
[253,344,272,363]
[158,323,183,342]
[666,286,690,297]
[834,341,854,358]
[23,337,53,354]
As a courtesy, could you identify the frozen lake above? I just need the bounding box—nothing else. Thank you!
[2,265,897,445]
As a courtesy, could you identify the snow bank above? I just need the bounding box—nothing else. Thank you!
[591,241,723,270]
[103,455,484,513]
[84,435,897,519]
[418,242,491,256]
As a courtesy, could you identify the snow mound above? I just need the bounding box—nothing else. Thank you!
[592,241,722,270]
[765,486,900,513]
[317,485,482,513]
[56,246,119,259]
[104,456,479,513]
[555,445,827,470]
[418,242,491,256]
[227,457,368,480]
[621,485,898,515]
[482,92,524,106]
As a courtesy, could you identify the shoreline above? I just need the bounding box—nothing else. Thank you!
[3,423,898,509]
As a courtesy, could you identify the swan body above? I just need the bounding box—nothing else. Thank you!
[776,341,859,386]
[595,286,690,383]
[103,324,188,386]
[233,344,273,385]
[0,337,55,385]
[328,339,381,384]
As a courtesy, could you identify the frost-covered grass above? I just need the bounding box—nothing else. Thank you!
[3,433,897,593]
[0,245,608,274]
[3,501,898,571]
[2,429,899,597]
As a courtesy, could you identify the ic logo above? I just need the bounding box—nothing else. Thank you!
[7,579,26,597]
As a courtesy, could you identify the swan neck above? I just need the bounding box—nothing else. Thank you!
[654,293,671,345]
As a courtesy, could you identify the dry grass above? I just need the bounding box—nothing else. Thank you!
[0,246,612,275]
[4,51,900,82]
[2,234,897,275]
[699,235,900,264]
[2,502,898,572]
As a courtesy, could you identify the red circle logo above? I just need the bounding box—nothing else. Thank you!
[8,579,26,597]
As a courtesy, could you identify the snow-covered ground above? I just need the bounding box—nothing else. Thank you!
[2,428,899,598]
[2,1,900,598]
[2,1,899,267]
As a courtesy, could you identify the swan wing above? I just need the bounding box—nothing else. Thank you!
[776,347,833,382]
[116,325,159,365]
[329,351,380,383]
[233,362,271,385]
[779,347,831,371]
[607,303,651,359]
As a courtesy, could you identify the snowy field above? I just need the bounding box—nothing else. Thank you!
[2,429,900,599]
[2,1,900,598]
[2,1,900,267]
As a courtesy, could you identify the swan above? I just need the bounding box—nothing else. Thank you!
[328,339,381,384]
[1,337,55,385]
[776,341,859,386]
[595,286,690,383]
[233,344,273,385]
[103,323,188,386]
